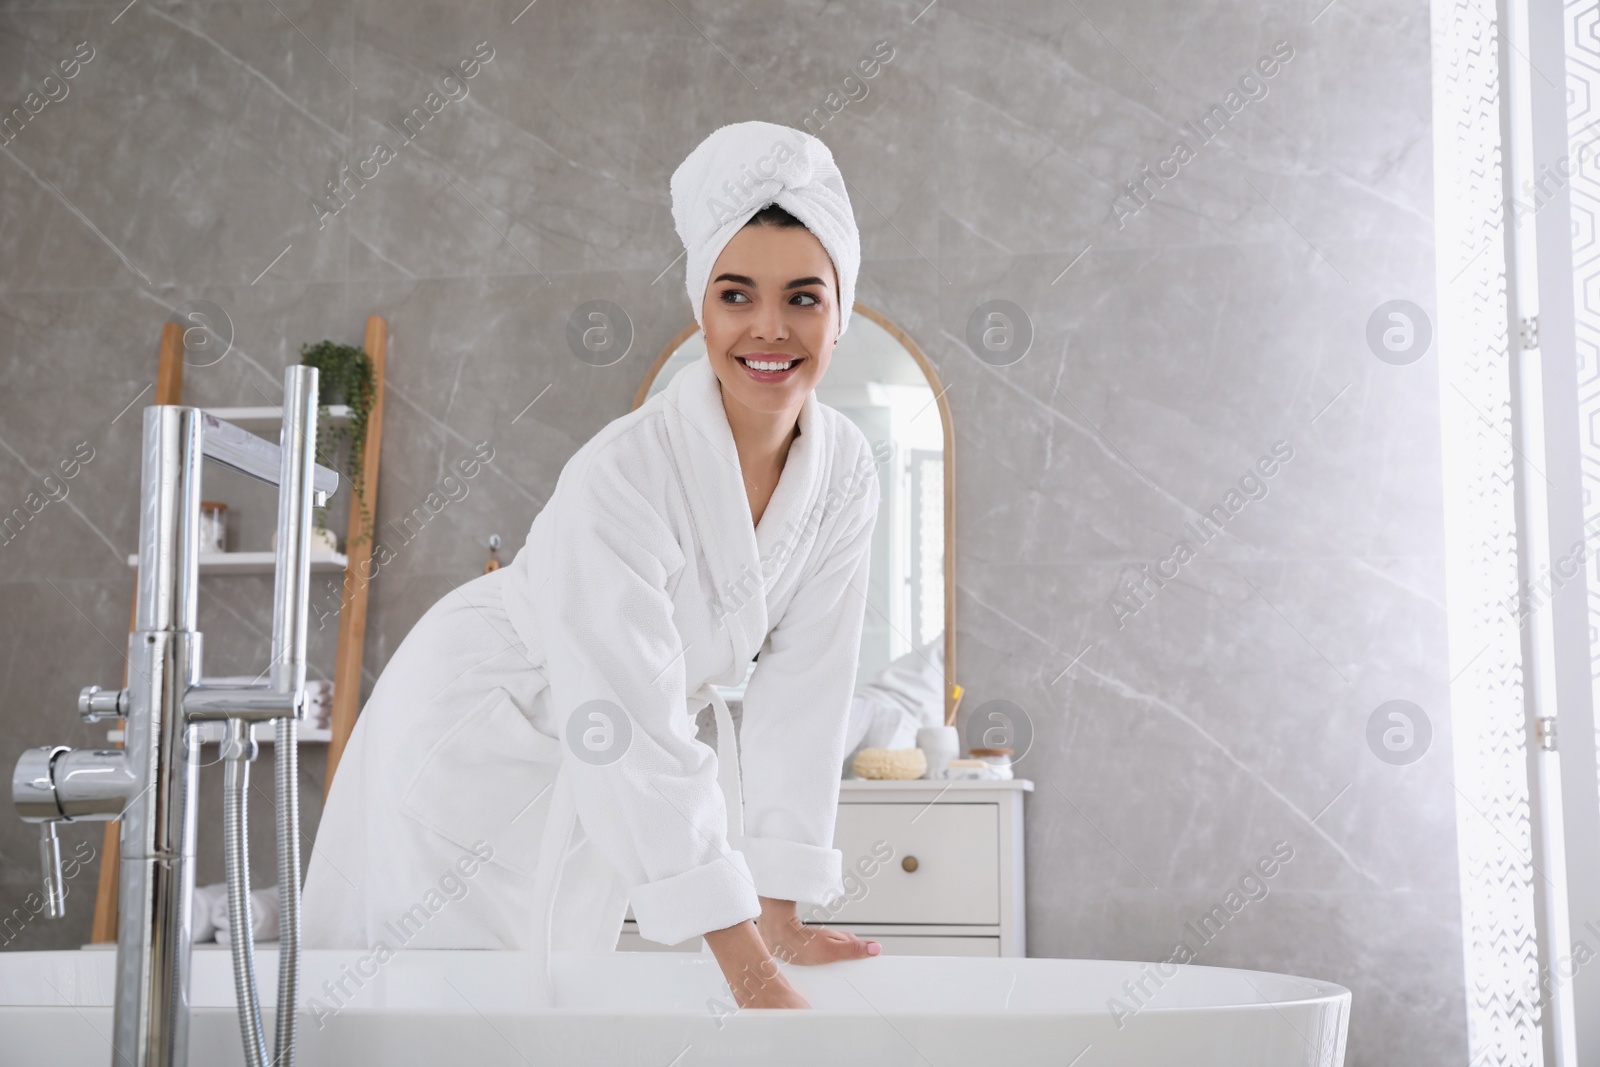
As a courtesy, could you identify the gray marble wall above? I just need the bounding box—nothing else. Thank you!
[0,1,1457,1063]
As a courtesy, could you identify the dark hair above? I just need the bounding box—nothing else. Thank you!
[744,202,805,229]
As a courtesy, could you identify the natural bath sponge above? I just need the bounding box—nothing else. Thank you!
[852,746,928,781]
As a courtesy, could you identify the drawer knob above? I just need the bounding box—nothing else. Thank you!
[901,855,919,873]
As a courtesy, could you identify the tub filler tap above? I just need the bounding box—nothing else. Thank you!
[10,365,339,1067]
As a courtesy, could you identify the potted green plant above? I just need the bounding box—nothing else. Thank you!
[299,340,376,552]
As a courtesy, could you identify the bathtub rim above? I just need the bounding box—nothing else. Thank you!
[0,947,1352,1018]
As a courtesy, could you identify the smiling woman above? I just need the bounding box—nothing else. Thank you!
[303,120,882,1013]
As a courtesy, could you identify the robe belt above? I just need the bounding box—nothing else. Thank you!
[695,680,745,842]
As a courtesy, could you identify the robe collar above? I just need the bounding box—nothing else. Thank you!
[658,354,825,682]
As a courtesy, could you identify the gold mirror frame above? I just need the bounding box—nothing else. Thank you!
[632,302,958,725]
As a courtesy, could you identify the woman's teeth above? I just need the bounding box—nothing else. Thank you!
[740,357,796,371]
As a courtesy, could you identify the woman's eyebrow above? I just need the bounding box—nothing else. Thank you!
[712,272,827,290]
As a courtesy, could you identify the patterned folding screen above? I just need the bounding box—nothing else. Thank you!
[1431,0,1547,1062]
[1566,0,1600,829]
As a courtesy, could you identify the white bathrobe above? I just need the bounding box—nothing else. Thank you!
[303,354,880,970]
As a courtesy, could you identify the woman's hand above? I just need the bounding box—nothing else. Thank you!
[703,917,811,1009]
[757,896,881,965]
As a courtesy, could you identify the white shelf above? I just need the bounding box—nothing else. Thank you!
[202,404,352,432]
[839,777,1034,795]
[844,777,1030,793]
[124,551,348,575]
[106,721,331,745]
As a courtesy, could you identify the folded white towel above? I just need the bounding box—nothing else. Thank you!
[211,883,280,946]
[192,882,226,942]
[670,120,861,339]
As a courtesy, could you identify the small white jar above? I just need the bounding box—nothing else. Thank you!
[916,725,960,779]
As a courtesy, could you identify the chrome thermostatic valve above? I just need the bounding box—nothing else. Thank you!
[12,742,134,823]
[12,743,126,920]
[12,745,70,823]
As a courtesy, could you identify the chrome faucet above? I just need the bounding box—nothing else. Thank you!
[11,365,339,1067]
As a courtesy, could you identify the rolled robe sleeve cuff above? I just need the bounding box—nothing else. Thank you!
[738,836,844,908]
[628,852,761,946]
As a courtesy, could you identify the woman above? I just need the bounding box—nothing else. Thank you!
[303,121,881,1010]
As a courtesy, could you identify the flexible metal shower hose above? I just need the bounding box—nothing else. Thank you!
[223,715,302,1067]
[223,737,269,1067]
[274,714,302,1066]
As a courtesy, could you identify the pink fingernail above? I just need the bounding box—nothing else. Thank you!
[867,942,881,956]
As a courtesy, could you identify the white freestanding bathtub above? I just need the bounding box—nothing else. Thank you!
[0,947,1348,1066]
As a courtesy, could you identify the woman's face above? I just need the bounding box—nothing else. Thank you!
[701,221,839,420]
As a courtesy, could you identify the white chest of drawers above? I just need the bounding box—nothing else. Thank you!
[617,779,1031,957]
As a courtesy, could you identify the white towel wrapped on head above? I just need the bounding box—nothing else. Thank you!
[669,120,861,339]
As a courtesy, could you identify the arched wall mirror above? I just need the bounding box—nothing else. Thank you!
[632,303,956,727]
